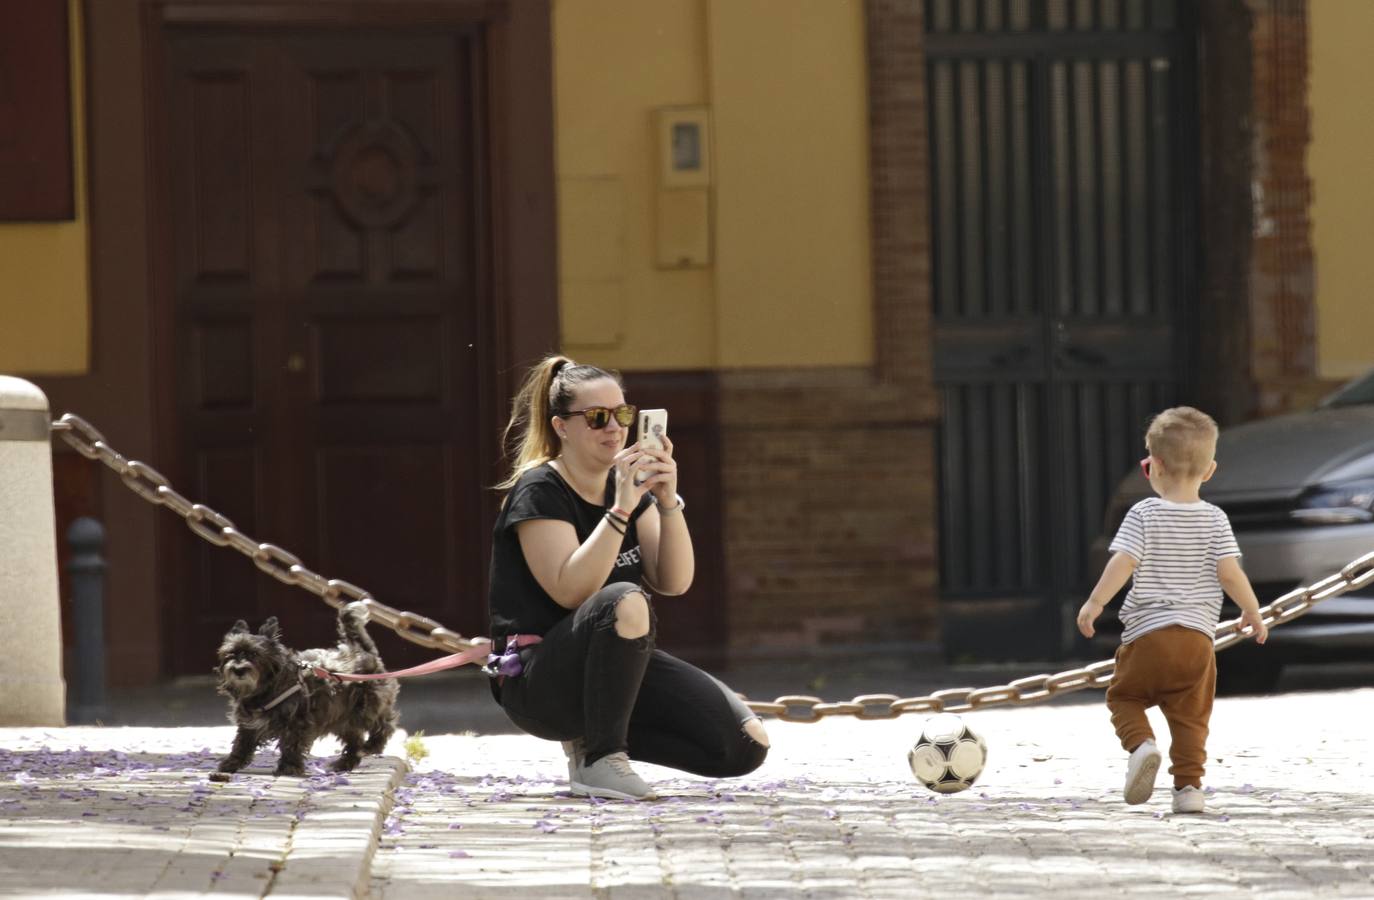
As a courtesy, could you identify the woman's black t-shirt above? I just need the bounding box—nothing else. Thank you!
[488,463,651,641]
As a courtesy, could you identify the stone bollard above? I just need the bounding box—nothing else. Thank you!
[67,518,108,724]
[0,376,67,725]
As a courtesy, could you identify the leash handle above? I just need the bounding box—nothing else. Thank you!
[311,634,543,683]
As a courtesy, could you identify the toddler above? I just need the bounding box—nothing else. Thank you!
[1077,406,1268,814]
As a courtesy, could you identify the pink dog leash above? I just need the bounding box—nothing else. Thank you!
[310,634,542,683]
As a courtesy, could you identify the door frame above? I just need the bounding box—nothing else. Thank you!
[141,0,557,674]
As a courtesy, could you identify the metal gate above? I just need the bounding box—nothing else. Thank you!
[925,0,1197,657]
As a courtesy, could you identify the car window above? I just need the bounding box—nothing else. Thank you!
[1320,368,1374,408]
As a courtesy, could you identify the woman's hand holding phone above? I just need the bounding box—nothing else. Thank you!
[635,409,676,504]
[641,434,678,506]
[611,409,676,511]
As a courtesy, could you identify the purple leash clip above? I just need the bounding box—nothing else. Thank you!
[482,633,542,680]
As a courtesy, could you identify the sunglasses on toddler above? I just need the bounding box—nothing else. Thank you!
[560,404,637,430]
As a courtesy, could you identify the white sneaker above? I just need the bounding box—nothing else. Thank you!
[1172,785,1206,814]
[1124,739,1162,805]
[571,752,656,801]
[560,739,584,785]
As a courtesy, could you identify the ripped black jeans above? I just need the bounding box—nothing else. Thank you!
[494,582,768,777]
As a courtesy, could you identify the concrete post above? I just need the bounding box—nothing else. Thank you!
[0,376,66,725]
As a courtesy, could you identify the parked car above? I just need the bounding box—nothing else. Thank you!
[1089,368,1374,693]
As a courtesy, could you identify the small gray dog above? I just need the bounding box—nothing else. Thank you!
[210,603,399,780]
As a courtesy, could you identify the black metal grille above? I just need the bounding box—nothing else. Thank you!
[924,0,1177,34]
[927,0,1197,655]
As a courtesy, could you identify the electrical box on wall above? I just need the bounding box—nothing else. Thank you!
[653,106,711,268]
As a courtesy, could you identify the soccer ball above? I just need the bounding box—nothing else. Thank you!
[908,713,988,794]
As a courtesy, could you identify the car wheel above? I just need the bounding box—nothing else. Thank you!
[1216,651,1283,695]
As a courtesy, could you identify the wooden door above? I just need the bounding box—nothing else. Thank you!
[164,28,488,673]
[925,0,1197,656]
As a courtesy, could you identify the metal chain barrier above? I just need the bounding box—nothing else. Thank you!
[52,413,1374,721]
[51,414,478,655]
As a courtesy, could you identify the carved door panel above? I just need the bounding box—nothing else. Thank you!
[166,29,486,673]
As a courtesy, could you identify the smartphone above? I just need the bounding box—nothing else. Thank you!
[635,408,668,485]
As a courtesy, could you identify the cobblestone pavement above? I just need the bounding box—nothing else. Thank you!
[369,688,1374,900]
[2,688,1372,898]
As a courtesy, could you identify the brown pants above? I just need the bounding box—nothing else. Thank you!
[1105,625,1215,789]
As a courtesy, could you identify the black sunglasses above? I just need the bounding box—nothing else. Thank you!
[560,404,637,430]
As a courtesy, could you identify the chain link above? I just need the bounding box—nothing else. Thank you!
[50,414,1374,719]
[52,414,488,656]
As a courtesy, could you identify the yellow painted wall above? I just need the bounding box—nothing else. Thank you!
[553,0,872,370]
[707,0,872,369]
[1309,0,1374,380]
[0,0,90,375]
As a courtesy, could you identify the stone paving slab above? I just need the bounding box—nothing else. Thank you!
[368,688,1374,899]
[0,726,404,899]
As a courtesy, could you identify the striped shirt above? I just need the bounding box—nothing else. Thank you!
[1109,497,1242,644]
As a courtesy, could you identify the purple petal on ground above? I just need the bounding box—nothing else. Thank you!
[1220,815,1231,822]
[1237,783,1254,794]
[1153,811,1164,819]
[448,823,463,830]
[534,820,560,833]
[449,850,471,858]
[825,809,839,820]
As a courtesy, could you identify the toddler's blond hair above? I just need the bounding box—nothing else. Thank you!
[1146,406,1218,479]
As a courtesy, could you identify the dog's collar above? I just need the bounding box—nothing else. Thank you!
[253,683,302,712]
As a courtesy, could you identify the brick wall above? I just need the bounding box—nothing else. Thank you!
[1197,0,1323,422]
[1248,0,1320,416]
[717,0,940,659]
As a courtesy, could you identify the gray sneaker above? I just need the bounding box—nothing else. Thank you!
[571,752,656,801]
[560,739,584,784]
